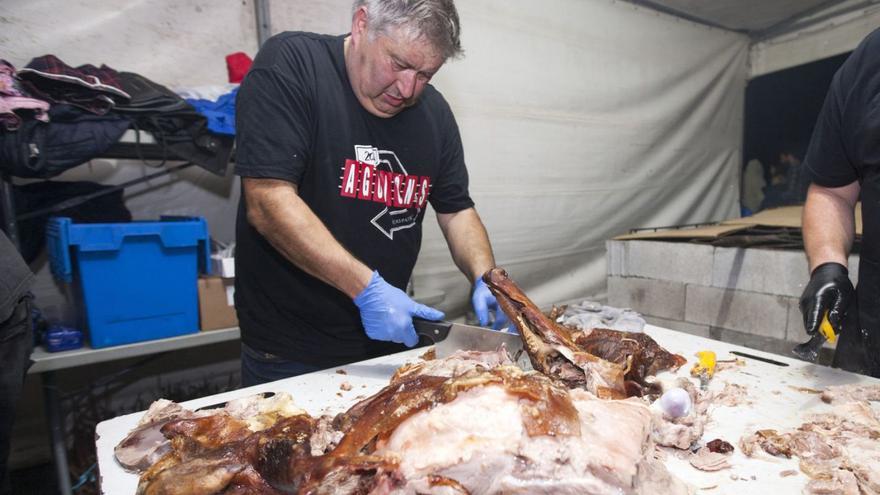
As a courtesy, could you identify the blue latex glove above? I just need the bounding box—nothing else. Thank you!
[472,278,510,331]
[353,271,445,347]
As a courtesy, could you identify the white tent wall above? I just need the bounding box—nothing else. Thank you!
[411,0,747,313]
[3,0,745,322]
[749,0,880,78]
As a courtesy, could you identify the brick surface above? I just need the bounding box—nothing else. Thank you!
[606,240,626,277]
[785,296,806,343]
[607,276,686,321]
[609,242,862,296]
[685,285,788,340]
[711,247,809,297]
[644,316,711,338]
[606,240,714,285]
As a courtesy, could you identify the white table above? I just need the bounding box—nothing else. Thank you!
[95,325,880,494]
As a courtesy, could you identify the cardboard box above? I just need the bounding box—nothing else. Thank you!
[614,204,864,241]
[198,276,238,331]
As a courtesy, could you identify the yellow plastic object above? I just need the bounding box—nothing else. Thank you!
[820,312,837,343]
[690,350,717,379]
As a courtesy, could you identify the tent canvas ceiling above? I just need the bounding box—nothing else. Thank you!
[629,0,880,77]
[632,0,849,34]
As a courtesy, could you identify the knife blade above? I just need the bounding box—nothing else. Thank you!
[195,391,276,411]
[413,318,531,369]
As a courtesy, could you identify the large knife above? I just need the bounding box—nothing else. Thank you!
[413,318,531,369]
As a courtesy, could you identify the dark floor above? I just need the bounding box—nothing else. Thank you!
[10,463,61,495]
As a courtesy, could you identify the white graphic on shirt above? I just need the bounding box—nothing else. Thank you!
[338,145,431,240]
[355,145,380,165]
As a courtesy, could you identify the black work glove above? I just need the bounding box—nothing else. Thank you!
[799,262,854,336]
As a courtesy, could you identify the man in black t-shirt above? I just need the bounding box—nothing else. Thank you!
[799,28,880,377]
[234,0,508,385]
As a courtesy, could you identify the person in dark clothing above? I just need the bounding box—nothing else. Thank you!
[800,28,880,377]
[0,230,35,495]
[234,0,508,386]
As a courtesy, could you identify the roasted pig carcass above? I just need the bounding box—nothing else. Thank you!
[258,366,689,494]
[483,268,685,398]
[120,353,690,494]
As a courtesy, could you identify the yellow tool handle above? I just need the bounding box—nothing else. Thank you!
[690,350,717,378]
[819,312,837,343]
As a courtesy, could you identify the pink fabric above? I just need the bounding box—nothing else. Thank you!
[0,95,50,130]
[1,59,52,130]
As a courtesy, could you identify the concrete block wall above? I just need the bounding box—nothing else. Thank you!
[606,240,859,357]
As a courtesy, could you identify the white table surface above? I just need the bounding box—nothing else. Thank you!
[95,324,880,494]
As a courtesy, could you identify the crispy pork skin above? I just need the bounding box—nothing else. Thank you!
[572,328,686,395]
[138,414,316,495]
[116,393,306,473]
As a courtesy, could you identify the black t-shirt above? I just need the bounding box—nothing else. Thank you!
[234,32,474,367]
[804,28,880,189]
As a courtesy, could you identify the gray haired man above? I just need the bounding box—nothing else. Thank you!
[234,0,507,385]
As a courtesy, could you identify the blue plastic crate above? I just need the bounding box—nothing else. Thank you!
[46,216,211,348]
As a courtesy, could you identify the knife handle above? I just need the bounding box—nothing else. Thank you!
[413,317,451,344]
[791,333,824,362]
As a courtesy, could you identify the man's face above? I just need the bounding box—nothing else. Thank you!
[346,8,445,118]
